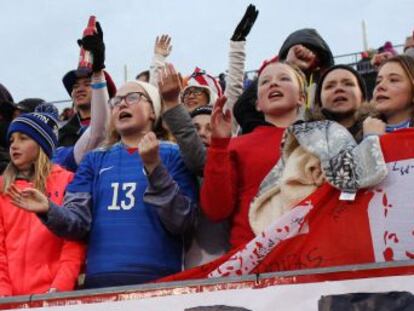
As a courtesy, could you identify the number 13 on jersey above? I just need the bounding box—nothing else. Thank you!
[108,182,137,210]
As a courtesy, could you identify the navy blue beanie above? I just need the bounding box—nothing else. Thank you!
[7,112,59,159]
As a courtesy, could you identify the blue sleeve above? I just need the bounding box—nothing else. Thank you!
[66,151,96,193]
[143,144,198,235]
[53,146,78,172]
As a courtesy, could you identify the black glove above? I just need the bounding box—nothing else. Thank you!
[231,4,259,41]
[77,21,105,72]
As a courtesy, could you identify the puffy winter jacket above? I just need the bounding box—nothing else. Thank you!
[0,165,85,296]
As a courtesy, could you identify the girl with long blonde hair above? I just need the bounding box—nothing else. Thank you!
[0,109,85,296]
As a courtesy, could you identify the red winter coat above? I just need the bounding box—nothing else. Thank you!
[201,126,285,248]
[0,165,86,296]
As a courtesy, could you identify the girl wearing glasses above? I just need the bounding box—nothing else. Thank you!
[10,81,197,288]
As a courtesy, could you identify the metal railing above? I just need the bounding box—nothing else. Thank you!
[334,43,405,71]
[0,260,413,309]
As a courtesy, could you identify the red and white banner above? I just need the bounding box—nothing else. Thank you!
[162,129,414,282]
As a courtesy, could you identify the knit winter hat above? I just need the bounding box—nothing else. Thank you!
[183,67,223,106]
[7,105,59,159]
[190,105,213,118]
[381,41,398,56]
[118,81,162,124]
[35,102,60,118]
[314,64,368,108]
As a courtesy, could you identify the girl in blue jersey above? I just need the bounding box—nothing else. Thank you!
[10,81,197,288]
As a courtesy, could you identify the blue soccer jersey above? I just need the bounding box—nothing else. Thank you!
[53,146,78,172]
[66,142,197,285]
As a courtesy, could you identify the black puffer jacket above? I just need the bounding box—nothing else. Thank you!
[278,28,334,73]
[58,113,83,147]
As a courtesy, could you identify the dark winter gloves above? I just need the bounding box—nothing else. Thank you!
[231,4,259,42]
[77,22,105,72]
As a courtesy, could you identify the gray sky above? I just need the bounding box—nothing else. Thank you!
[0,0,413,110]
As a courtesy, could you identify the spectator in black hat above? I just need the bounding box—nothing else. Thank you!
[60,69,116,147]
[59,20,116,148]
[190,106,213,147]
[13,98,45,119]
[54,20,115,172]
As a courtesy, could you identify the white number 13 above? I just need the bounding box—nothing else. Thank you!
[108,182,136,210]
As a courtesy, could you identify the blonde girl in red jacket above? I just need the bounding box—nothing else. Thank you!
[0,109,85,296]
[201,59,307,249]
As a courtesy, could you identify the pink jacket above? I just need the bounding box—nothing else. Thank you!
[0,165,86,296]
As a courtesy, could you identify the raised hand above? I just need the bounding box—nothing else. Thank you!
[77,21,105,72]
[211,96,232,138]
[154,35,173,57]
[138,132,161,174]
[158,63,183,110]
[286,44,317,71]
[231,4,259,41]
[7,184,49,214]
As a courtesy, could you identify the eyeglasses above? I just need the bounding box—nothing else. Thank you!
[182,87,207,100]
[108,92,150,108]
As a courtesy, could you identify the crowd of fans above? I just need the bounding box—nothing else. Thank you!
[0,4,413,297]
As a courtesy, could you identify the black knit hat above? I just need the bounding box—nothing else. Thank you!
[314,64,368,108]
[190,105,213,118]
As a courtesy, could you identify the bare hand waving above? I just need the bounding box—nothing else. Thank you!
[7,184,49,214]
